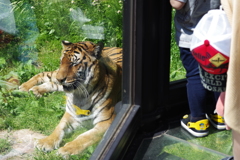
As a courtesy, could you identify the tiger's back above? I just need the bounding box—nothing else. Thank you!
[103,47,123,68]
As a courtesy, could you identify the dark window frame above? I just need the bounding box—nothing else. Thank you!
[90,1,190,159]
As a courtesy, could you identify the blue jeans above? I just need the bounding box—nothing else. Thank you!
[179,48,219,120]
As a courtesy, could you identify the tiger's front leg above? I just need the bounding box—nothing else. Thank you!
[35,112,79,152]
[58,107,115,156]
[28,82,63,97]
[19,70,63,96]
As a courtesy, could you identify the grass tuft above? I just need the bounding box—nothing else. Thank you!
[0,138,11,155]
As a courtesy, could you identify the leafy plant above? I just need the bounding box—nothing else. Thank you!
[0,58,6,68]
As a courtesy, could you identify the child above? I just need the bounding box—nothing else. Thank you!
[170,0,225,137]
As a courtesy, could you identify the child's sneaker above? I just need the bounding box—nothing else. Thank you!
[181,114,209,137]
[206,114,226,130]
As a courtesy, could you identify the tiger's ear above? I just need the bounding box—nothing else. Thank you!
[93,42,104,59]
[61,40,72,49]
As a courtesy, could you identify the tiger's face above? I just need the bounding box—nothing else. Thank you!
[56,41,104,92]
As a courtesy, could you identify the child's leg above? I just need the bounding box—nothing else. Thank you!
[179,47,208,121]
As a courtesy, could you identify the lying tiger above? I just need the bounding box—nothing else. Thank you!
[19,41,122,156]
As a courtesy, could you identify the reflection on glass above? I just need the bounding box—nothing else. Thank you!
[0,0,16,34]
[0,0,122,159]
[134,124,232,160]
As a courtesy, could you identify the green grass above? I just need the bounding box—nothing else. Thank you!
[170,9,186,81]
[0,138,11,155]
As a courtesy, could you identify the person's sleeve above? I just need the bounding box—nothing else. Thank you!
[176,0,187,3]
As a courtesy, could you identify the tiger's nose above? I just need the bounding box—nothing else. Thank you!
[57,77,66,84]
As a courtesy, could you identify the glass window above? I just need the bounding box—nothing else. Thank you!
[170,9,186,81]
[0,0,122,159]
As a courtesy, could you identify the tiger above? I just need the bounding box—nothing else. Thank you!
[19,41,122,156]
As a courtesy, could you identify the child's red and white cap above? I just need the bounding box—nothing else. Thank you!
[190,8,231,92]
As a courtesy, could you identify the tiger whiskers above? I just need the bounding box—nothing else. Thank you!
[73,81,89,98]
[78,83,89,97]
[75,72,89,97]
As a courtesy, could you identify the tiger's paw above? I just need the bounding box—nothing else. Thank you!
[29,86,46,97]
[19,83,31,92]
[57,141,83,156]
[35,136,60,152]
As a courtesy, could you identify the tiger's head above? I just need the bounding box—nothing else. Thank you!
[56,41,104,92]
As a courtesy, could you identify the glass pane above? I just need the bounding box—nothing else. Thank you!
[134,123,232,160]
[170,9,186,81]
[0,0,122,159]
